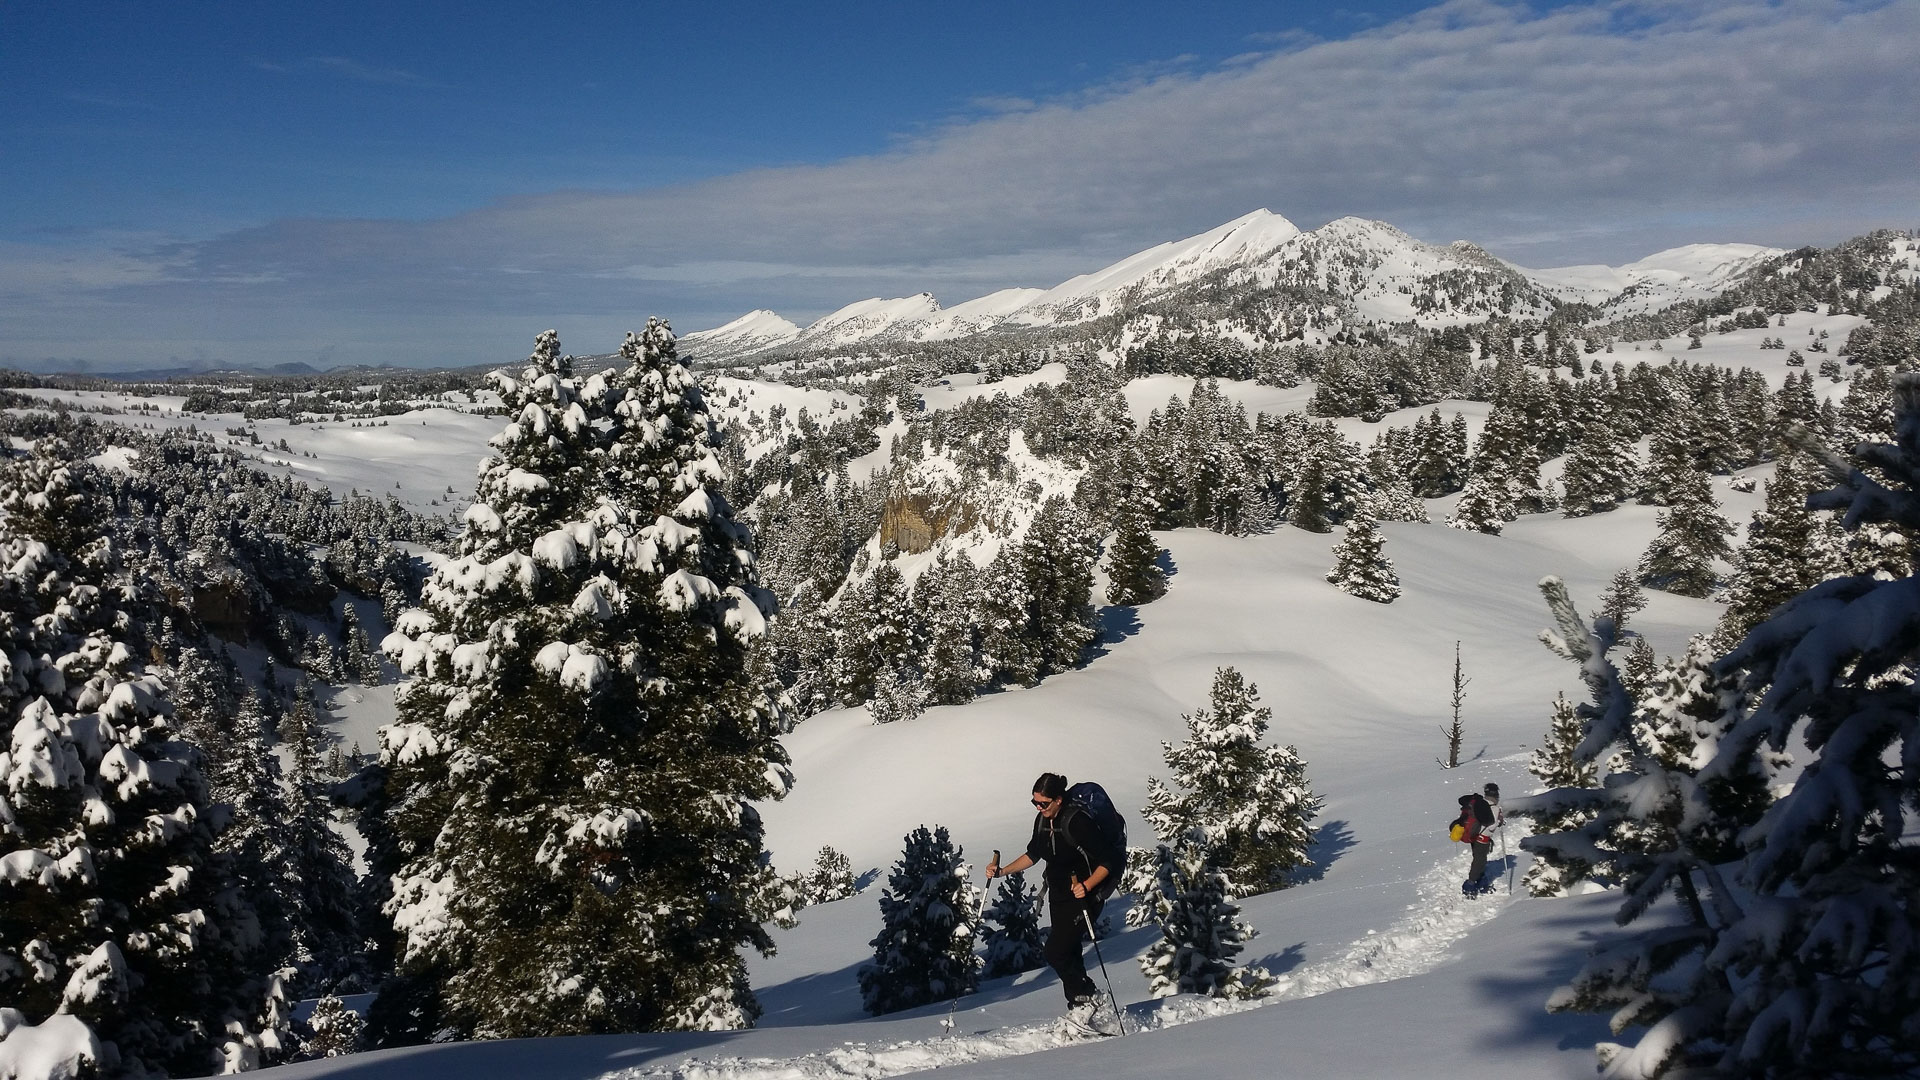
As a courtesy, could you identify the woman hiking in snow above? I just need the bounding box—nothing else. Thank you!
[985,773,1125,1028]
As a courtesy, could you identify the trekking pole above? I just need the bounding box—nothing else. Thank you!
[947,851,1000,1035]
[1499,821,1513,895]
[1073,876,1127,1036]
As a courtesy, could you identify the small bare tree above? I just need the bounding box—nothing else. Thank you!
[1439,641,1468,768]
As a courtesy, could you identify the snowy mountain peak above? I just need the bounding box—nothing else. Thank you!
[684,309,802,351]
[1011,209,1302,326]
[1521,242,1784,311]
[805,294,944,347]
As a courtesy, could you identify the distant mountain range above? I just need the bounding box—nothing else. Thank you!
[683,209,1779,361]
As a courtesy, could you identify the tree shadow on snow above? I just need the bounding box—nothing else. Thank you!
[1087,604,1143,658]
[1292,819,1357,885]
[753,956,875,1027]
[1251,940,1307,977]
[1467,900,1636,1059]
[1156,549,1179,580]
[854,867,883,892]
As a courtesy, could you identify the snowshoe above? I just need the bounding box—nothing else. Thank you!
[1060,996,1120,1037]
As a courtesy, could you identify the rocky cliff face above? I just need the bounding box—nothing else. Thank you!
[879,489,987,555]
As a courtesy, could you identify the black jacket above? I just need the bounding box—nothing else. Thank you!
[1025,807,1121,896]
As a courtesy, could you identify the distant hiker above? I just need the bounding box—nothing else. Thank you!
[986,772,1126,1027]
[1482,782,1505,829]
[1454,790,1496,897]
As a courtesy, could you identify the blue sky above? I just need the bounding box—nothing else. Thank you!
[4,1,1916,371]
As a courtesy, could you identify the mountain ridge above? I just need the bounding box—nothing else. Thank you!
[682,211,1783,361]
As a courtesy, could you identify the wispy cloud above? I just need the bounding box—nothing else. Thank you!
[13,0,1920,369]
[250,55,439,87]
[63,92,159,111]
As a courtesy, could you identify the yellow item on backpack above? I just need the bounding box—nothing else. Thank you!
[1449,822,1467,842]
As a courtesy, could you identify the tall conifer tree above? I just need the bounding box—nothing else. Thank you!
[379,324,790,1038]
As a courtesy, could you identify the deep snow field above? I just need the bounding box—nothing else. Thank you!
[12,320,1834,1079]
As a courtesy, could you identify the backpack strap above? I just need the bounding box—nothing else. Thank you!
[1051,804,1097,881]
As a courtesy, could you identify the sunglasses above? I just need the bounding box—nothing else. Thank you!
[1032,797,1056,808]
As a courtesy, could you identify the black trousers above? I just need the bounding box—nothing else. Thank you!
[1466,839,1489,887]
[1044,890,1105,1002]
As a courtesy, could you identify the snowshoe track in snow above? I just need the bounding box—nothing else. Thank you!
[598,843,1518,1080]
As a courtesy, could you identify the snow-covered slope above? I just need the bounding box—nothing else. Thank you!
[1005,209,1303,326]
[1235,216,1557,324]
[683,310,802,357]
[270,464,1756,1078]
[907,287,1047,340]
[1521,242,1782,312]
[802,294,944,349]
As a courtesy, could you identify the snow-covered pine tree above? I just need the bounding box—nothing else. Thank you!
[1447,468,1516,534]
[0,450,277,1076]
[300,994,364,1059]
[278,687,366,996]
[1406,408,1465,496]
[867,666,930,725]
[800,845,856,905]
[1636,459,1733,597]
[1143,667,1321,896]
[858,825,982,1015]
[379,324,790,1039]
[831,559,916,710]
[918,551,985,706]
[1619,635,1660,702]
[1606,377,1920,1078]
[1713,454,1836,645]
[1286,447,1334,533]
[1638,420,1700,506]
[979,870,1046,979]
[1560,417,1639,516]
[341,600,382,685]
[1521,692,1598,896]
[1325,515,1400,602]
[1131,831,1273,1000]
[1018,495,1097,680]
[1595,566,1648,634]
[1104,501,1167,606]
[975,547,1038,688]
[1509,583,1781,1079]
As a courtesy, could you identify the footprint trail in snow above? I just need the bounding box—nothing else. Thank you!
[600,844,1520,1080]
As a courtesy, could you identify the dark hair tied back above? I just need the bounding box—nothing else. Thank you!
[1033,772,1068,799]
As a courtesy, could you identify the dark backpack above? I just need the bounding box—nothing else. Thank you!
[1063,781,1128,884]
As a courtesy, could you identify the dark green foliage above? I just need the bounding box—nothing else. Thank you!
[980,871,1046,979]
[1325,516,1400,603]
[377,325,791,1038]
[1715,455,1836,645]
[0,450,283,1076]
[1142,668,1320,897]
[858,826,981,1015]
[1637,462,1734,597]
[1104,502,1167,606]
